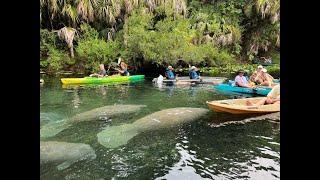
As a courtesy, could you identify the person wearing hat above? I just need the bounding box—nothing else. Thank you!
[235,69,252,88]
[116,57,129,76]
[89,64,107,77]
[189,66,200,80]
[165,66,176,80]
[255,68,274,87]
[250,65,264,84]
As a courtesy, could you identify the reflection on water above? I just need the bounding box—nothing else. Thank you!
[40,77,279,179]
[156,128,215,180]
[71,88,81,108]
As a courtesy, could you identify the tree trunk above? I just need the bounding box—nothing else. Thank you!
[70,44,74,58]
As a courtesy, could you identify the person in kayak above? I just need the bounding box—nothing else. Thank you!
[89,64,107,77]
[165,66,176,80]
[250,65,263,84]
[255,68,274,87]
[189,66,200,79]
[116,58,129,76]
[235,70,252,88]
[246,84,280,106]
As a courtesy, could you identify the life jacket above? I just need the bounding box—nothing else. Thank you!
[166,70,175,79]
[190,70,199,79]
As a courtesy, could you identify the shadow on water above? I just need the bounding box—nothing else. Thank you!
[40,77,279,179]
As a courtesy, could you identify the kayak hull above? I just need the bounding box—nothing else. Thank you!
[214,84,271,96]
[61,75,145,85]
[206,97,280,114]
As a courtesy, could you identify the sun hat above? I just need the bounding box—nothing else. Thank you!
[191,66,196,70]
[258,65,263,69]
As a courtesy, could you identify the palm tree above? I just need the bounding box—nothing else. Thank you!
[76,0,96,22]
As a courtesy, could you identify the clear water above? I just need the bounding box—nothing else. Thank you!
[40,77,280,180]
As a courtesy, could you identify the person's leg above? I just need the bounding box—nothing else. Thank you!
[265,97,274,104]
[246,97,267,106]
[90,73,98,77]
[273,100,280,104]
[255,98,268,105]
[246,100,254,106]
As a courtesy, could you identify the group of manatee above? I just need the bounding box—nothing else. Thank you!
[40,104,210,170]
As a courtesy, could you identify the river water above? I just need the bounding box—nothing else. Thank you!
[40,77,279,179]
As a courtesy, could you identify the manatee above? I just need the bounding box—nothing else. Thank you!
[40,112,63,127]
[40,141,96,170]
[97,107,209,148]
[40,104,147,138]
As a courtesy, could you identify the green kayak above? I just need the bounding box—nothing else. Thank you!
[61,75,145,85]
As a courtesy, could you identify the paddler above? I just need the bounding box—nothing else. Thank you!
[250,65,263,84]
[189,66,200,80]
[116,57,129,76]
[235,70,252,88]
[89,64,107,77]
[165,66,176,80]
[255,68,274,87]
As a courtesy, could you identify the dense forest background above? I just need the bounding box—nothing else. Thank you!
[40,0,280,75]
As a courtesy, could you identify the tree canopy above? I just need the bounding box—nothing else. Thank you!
[40,0,280,72]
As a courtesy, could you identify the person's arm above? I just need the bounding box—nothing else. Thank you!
[237,81,251,88]
[115,68,124,73]
[254,74,261,82]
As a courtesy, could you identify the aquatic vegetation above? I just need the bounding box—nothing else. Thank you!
[40,141,96,170]
[40,104,147,138]
[97,107,209,148]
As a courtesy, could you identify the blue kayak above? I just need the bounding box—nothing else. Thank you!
[214,83,272,96]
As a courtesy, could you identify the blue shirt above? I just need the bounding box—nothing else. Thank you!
[189,70,199,79]
[166,70,175,79]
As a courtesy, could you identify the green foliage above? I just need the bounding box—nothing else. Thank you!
[124,9,236,67]
[76,24,121,72]
[199,64,280,78]
[40,0,280,74]
[40,29,57,57]
[266,64,280,78]
[46,46,67,71]
[40,29,73,72]
[79,23,100,40]
[76,38,121,70]
[269,51,280,64]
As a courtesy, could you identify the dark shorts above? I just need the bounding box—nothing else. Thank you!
[121,70,129,76]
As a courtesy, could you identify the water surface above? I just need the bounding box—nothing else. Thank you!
[40,77,279,179]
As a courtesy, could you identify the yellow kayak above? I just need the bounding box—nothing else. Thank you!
[206,97,280,114]
[61,75,144,85]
